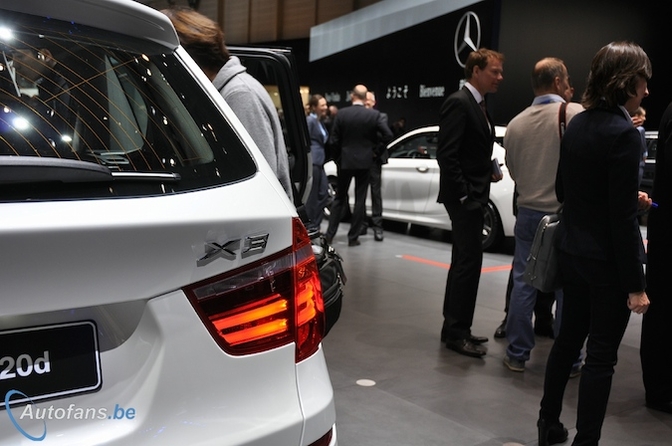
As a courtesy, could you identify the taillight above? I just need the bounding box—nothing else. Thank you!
[185,218,325,362]
[308,427,334,446]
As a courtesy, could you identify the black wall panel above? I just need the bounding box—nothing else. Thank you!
[278,0,668,130]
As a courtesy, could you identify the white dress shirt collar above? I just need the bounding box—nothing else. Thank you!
[464,82,484,104]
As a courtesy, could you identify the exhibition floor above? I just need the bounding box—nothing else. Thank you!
[322,222,671,446]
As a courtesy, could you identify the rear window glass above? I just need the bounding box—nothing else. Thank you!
[0,11,256,200]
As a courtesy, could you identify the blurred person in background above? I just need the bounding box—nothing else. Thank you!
[362,90,389,241]
[304,94,331,232]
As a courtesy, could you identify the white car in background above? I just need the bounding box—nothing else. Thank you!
[0,1,336,445]
[325,125,514,251]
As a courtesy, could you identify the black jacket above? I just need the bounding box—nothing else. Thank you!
[555,105,646,293]
[436,86,494,205]
[329,103,392,170]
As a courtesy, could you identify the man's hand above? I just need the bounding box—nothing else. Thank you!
[627,291,650,314]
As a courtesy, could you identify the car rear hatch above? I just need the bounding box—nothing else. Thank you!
[0,1,334,444]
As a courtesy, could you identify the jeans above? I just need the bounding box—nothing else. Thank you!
[506,207,562,361]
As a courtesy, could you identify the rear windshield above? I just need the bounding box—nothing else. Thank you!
[0,10,256,200]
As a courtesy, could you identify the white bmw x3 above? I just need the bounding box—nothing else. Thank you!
[0,1,337,445]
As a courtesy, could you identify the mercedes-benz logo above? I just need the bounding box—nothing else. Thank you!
[454,11,481,68]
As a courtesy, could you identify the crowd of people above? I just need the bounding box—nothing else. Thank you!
[301,41,672,445]
[301,43,670,443]
[434,42,670,446]
[155,7,671,444]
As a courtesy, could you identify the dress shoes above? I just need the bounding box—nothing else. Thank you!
[494,320,507,338]
[468,334,488,344]
[440,331,488,344]
[445,338,486,358]
[646,400,672,414]
[537,418,569,446]
[374,228,384,241]
[348,239,361,246]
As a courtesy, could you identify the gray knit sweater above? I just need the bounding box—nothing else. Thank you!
[504,99,584,213]
[212,56,293,200]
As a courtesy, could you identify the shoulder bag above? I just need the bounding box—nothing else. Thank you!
[522,102,567,293]
[523,210,562,292]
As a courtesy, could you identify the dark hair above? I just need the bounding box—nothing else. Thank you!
[581,41,652,109]
[464,48,504,79]
[531,57,567,93]
[161,7,229,73]
[308,94,325,109]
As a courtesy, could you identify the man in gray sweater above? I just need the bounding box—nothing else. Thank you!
[162,7,293,201]
[502,57,583,372]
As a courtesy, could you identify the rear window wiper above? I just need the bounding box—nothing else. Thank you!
[0,157,180,185]
[110,171,181,182]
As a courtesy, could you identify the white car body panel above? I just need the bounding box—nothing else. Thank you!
[2,0,181,49]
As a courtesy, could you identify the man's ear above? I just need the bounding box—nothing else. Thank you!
[555,76,567,93]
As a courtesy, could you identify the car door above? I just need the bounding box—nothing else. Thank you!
[228,46,345,336]
[227,46,311,208]
[382,129,442,223]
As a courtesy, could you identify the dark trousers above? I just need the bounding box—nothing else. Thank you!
[641,241,672,404]
[442,201,484,340]
[368,161,383,230]
[305,164,330,231]
[540,253,631,446]
[326,167,369,243]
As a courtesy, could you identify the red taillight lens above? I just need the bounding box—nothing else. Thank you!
[308,427,334,446]
[185,218,325,362]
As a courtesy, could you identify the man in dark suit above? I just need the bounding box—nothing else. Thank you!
[325,85,393,246]
[640,100,672,414]
[363,90,389,241]
[438,48,504,357]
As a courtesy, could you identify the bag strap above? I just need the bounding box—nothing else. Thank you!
[556,102,568,214]
[558,102,567,139]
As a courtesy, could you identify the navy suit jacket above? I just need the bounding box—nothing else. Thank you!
[437,86,494,205]
[329,103,393,170]
[307,113,328,166]
[556,105,646,292]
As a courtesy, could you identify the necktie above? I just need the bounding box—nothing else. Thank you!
[479,100,488,119]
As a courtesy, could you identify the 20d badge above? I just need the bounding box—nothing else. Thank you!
[1,321,102,409]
